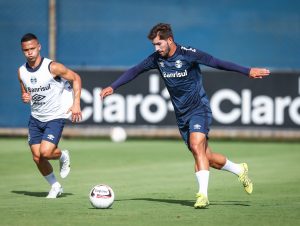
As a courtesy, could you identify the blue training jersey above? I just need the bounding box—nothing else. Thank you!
[111,43,250,125]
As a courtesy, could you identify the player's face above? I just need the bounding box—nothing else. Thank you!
[152,36,171,58]
[21,39,41,63]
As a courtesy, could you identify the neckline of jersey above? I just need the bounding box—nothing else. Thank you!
[26,57,44,72]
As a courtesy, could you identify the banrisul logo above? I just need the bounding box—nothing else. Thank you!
[27,84,51,93]
[162,70,187,78]
[32,94,46,102]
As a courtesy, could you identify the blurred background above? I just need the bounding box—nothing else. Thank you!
[0,0,299,139]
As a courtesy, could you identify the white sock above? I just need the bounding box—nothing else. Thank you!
[44,172,58,187]
[195,170,209,197]
[221,159,242,176]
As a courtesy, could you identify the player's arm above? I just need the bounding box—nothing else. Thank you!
[18,69,30,103]
[100,65,144,99]
[50,62,82,122]
[100,55,157,99]
[248,68,270,79]
[192,49,270,78]
[207,56,270,78]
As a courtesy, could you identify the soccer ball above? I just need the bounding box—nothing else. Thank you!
[89,184,115,209]
[110,127,127,143]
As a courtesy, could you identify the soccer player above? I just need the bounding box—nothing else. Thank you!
[18,33,82,198]
[100,23,270,208]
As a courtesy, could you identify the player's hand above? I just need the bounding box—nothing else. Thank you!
[249,68,270,79]
[100,87,114,99]
[22,92,31,103]
[67,104,82,123]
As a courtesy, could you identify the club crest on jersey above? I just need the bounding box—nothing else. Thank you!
[30,76,37,84]
[175,60,182,69]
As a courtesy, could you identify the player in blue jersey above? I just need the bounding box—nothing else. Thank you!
[100,23,270,208]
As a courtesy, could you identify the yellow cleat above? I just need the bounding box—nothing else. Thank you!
[238,163,253,194]
[194,193,209,209]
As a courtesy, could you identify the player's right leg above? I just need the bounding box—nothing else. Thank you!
[41,118,70,179]
[179,115,212,208]
[31,144,53,176]
[28,116,63,198]
[189,132,210,208]
[30,144,63,198]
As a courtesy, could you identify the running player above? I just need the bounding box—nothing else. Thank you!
[18,33,82,198]
[100,23,270,208]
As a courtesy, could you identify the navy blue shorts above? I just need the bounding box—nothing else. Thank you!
[178,114,212,150]
[28,116,65,146]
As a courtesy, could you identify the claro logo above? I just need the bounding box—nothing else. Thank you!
[80,74,174,124]
[211,89,300,125]
[80,74,300,126]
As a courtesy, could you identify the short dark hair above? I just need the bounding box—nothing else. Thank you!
[21,33,38,43]
[147,23,173,40]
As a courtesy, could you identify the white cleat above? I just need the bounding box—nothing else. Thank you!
[46,184,63,199]
[60,150,70,179]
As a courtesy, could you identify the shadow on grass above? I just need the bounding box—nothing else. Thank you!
[11,190,74,198]
[117,198,251,207]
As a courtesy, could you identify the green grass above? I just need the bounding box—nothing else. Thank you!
[0,138,299,226]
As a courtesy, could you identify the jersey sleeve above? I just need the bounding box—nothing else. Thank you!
[111,53,158,90]
[189,48,251,76]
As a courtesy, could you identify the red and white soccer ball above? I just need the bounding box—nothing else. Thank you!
[89,184,115,209]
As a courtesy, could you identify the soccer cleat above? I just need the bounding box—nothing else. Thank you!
[194,193,209,209]
[60,150,70,179]
[46,184,63,198]
[238,163,253,194]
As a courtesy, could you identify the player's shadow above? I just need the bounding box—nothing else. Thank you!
[210,200,251,207]
[129,198,194,207]
[11,190,73,198]
[120,198,250,207]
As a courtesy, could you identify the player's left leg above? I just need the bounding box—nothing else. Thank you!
[205,146,253,194]
[189,132,210,209]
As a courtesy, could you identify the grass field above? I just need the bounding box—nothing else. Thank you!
[0,138,299,226]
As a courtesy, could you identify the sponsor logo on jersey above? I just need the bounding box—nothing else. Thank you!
[162,69,187,78]
[175,60,182,69]
[27,84,51,93]
[181,46,196,52]
[32,94,46,102]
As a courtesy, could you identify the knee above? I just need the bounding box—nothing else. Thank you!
[206,152,212,161]
[39,147,52,159]
[32,155,40,164]
[190,144,205,157]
